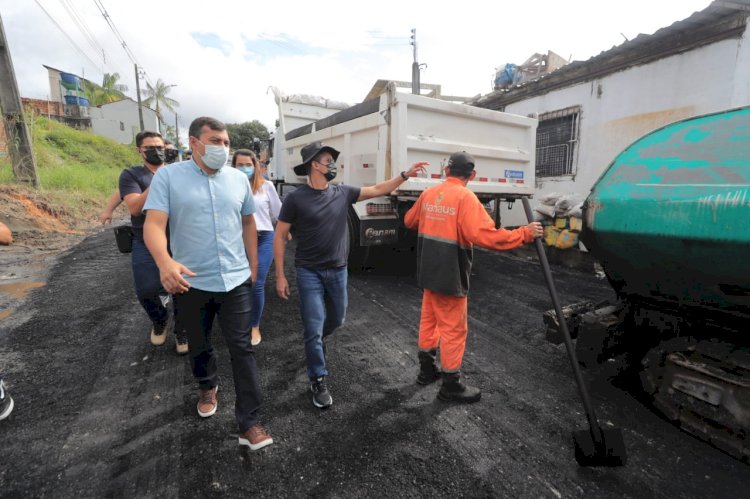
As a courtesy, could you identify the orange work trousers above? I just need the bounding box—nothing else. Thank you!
[418,288,468,373]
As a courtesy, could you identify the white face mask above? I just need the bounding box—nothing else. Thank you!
[197,141,229,170]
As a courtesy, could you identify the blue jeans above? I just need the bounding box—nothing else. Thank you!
[174,279,262,432]
[250,231,274,328]
[296,266,348,380]
[131,237,168,327]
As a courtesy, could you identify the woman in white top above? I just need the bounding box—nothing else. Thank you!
[232,149,282,345]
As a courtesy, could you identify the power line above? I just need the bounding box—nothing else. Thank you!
[93,0,154,88]
[59,0,108,65]
[33,0,103,72]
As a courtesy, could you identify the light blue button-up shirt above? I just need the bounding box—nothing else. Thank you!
[144,159,255,292]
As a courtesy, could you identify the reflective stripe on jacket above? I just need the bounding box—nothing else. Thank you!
[404,177,533,297]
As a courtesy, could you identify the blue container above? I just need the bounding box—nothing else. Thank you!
[64,95,89,106]
[60,72,79,85]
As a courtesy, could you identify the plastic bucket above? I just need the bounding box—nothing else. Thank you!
[113,225,133,253]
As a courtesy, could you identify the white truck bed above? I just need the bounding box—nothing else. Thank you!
[280,82,537,198]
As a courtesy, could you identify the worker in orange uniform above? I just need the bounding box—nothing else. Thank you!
[404,151,543,403]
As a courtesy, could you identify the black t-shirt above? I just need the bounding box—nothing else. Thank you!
[278,184,361,269]
[118,165,153,240]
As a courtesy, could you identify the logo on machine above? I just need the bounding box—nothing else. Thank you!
[365,227,396,239]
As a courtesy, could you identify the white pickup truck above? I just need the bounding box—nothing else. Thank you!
[273,81,537,268]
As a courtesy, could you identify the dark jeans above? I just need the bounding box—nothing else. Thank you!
[131,237,169,327]
[174,279,262,432]
[250,230,274,328]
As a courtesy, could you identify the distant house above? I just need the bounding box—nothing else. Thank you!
[42,65,92,129]
[43,65,159,144]
[472,0,750,226]
[89,98,159,144]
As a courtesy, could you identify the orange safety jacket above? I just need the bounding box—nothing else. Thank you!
[404,177,534,297]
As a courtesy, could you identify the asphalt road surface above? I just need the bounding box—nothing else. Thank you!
[1,229,748,497]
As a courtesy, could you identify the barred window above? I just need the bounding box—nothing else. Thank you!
[535,107,579,177]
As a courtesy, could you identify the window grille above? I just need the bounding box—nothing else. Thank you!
[535,107,579,177]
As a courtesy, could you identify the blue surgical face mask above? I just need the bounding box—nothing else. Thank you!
[197,141,229,170]
[238,166,254,178]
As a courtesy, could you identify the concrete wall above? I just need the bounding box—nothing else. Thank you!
[499,24,750,227]
[47,68,63,103]
[90,99,159,144]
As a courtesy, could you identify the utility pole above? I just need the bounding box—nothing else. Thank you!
[0,14,38,186]
[410,28,420,95]
[134,63,144,132]
[174,113,180,160]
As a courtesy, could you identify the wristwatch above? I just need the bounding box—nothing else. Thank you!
[400,171,408,181]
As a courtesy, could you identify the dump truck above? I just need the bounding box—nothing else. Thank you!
[268,87,351,182]
[274,81,537,269]
[556,107,750,461]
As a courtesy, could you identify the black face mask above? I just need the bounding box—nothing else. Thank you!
[323,164,337,182]
[144,149,166,166]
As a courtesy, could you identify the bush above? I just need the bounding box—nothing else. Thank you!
[1,116,141,202]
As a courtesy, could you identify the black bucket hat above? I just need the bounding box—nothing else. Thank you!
[293,141,340,176]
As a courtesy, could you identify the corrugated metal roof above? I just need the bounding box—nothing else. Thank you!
[472,0,750,110]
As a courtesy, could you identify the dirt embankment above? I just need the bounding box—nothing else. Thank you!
[0,184,114,319]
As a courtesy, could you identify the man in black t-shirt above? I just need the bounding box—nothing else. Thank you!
[274,141,426,409]
[119,131,185,352]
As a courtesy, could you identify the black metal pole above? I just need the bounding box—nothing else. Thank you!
[521,197,603,444]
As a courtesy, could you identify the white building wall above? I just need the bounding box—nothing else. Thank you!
[46,68,62,103]
[498,27,750,227]
[90,99,159,144]
[731,16,750,105]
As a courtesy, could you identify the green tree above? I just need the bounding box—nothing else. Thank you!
[142,79,179,132]
[226,120,270,151]
[163,124,176,143]
[85,73,126,106]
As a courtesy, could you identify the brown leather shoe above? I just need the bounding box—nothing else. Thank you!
[197,386,218,418]
[238,423,273,450]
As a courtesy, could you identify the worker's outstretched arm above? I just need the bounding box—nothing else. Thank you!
[460,197,543,250]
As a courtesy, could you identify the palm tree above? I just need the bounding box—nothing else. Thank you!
[142,79,179,133]
[85,72,126,106]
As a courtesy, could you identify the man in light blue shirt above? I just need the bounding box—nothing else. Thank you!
[144,116,272,451]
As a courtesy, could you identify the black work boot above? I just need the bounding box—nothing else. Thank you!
[416,349,441,385]
[437,371,481,403]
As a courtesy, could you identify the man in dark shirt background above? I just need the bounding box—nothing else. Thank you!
[119,131,185,352]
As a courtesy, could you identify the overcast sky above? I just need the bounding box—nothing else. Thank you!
[2,0,713,135]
